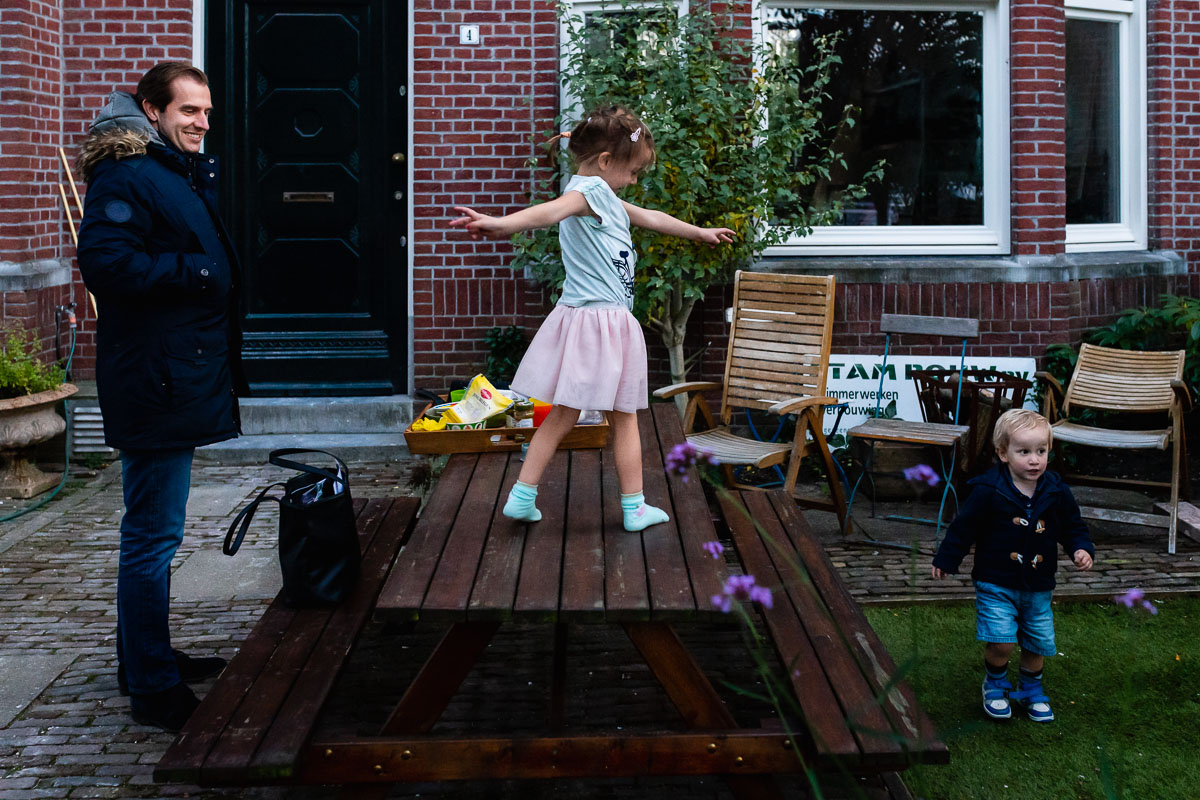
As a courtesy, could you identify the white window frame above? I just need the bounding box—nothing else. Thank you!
[558,1,690,136]
[1063,0,1146,252]
[754,0,1010,255]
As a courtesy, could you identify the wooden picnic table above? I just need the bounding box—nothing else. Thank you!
[157,404,946,797]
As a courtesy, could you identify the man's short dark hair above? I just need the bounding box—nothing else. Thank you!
[137,62,208,112]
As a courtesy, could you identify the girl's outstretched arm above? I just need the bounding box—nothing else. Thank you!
[622,202,735,246]
[451,192,591,239]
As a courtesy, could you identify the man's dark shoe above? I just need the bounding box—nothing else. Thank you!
[117,649,227,696]
[129,682,200,733]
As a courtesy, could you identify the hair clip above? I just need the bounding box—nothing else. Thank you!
[630,127,641,143]
[586,116,592,124]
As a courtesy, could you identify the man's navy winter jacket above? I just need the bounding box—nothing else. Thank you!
[77,92,245,450]
[932,464,1094,591]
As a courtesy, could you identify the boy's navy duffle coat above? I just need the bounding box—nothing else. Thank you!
[77,92,246,451]
[932,464,1094,591]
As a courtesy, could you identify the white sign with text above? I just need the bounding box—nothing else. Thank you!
[819,355,1039,436]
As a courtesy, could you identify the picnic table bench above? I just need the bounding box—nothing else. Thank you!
[155,405,946,797]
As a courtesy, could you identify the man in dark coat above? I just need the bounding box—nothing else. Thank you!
[77,62,247,732]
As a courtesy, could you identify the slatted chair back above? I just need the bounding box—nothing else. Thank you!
[721,272,836,426]
[1064,343,1184,415]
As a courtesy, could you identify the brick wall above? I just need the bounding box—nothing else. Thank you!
[1009,0,1066,257]
[5,0,1200,393]
[410,2,559,387]
[0,0,66,359]
[1148,0,1200,276]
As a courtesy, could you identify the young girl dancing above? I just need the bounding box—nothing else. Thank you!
[450,105,734,530]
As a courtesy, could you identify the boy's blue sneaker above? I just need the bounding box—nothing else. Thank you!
[1011,677,1054,722]
[982,675,1012,719]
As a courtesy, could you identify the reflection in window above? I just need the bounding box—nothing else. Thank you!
[1065,19,1120,225]
[766,7,983,227]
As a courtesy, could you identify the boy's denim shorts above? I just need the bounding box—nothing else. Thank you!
[974,580,1056,656]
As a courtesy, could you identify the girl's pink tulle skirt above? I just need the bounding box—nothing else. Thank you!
[510,304,648,413]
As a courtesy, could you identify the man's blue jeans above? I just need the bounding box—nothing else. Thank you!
[117,447,194,695]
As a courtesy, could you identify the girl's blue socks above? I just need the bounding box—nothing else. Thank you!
[503,480,541,522]
[621,492,669,532]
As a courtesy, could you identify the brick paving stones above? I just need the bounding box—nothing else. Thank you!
[0,457,1195,799]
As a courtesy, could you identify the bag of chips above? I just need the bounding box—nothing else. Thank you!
[443,374,513,425]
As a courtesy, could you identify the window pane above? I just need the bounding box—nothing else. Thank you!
[767,8,984,227]
[1065,19,1120,225]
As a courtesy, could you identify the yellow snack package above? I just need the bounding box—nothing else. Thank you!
[443,374,513,425]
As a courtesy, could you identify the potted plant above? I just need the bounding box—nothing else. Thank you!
[0,328,77,498]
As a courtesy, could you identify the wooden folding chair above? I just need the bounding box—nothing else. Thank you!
[654,271,847,528]
[844,314,977,537]
[1038,343,1191,554]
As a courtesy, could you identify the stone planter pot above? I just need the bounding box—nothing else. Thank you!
[0,384,78,499]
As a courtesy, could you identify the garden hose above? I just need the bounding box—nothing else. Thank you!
[0,316,77,523]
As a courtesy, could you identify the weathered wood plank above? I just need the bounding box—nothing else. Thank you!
[637,407,696,618]
[602,440,650,620]
[1080,505,1170,528]
[467,455,528,620]
[250,498,420,777]
[717,491,861,762]
[514,450,570,621]
[741,490,899,759]
[653,404,727,617]
[559,449,606,622]
[421,453,509,620]
[375,454,479,621]
[298,731,813,784]
[769,492,947,762]
[880,314,979,338]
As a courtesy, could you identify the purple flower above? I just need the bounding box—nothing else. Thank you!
[903,464,941,488]
[703,540,725,560]
[1115,588,1157,614]
[1115,588,1145,608]
[711,574,773,613]
[665,442,719,482]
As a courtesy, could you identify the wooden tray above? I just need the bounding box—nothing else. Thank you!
[404,415,610,455]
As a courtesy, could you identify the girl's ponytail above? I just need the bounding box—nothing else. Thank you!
[544,130,571,167]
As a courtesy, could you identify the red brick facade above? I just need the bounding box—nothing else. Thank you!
[2,0,1199,392]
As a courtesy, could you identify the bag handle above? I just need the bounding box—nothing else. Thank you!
[223,482,285,556]
[268,448,347,486]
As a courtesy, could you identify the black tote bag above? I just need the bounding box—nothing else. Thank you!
[224,449,360,607]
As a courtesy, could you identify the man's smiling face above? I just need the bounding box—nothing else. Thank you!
[143,77,211,154]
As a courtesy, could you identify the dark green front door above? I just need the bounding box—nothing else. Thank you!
[209,0,407,395]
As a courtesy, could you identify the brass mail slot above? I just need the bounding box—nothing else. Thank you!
[282,191,335,203]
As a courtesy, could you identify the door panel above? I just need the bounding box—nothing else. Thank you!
[209,0,407,395]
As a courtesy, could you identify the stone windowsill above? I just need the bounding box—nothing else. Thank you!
[0,258,74,291]
[754,250,1187,284]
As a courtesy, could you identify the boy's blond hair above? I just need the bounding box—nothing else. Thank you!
[993,408,1053,451]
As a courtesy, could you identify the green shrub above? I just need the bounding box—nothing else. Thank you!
[483,325,527,385]
[0,329,64,400]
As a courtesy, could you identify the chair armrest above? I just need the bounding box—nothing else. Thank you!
[1035,371,1066,419]
[1171,379,1193,413]
[768,395,841,416]
[653,381,722,399]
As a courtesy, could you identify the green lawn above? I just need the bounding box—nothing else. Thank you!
[863,595,1200,800]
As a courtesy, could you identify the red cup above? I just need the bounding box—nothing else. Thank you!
[532,403,552,427]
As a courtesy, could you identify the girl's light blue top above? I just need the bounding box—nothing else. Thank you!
[557,174,636,310]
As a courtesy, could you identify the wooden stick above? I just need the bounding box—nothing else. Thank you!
[56,182,99,318]
[57,183,78,245]
[58,147,84,218]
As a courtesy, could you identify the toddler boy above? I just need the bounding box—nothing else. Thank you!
[932,409,1094,722]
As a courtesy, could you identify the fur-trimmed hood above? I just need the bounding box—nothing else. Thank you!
[77,91,161,182]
